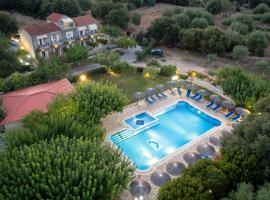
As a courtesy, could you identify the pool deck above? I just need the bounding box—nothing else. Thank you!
[102,88,232,200]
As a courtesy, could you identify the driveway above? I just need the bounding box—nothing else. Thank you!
[121,45,142,64]
[71,63,104,76]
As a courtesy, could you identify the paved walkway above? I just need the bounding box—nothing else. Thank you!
[71,63,104,76]
[121,45,142,64]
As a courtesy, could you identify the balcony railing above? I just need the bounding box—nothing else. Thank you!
[38,42,51,49]
[51,40,63,45]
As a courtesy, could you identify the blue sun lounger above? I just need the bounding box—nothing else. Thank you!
[186,89,191,98]
[146,96,154,104]
[232,114,241,122]
[156,93,163,99]
[191,93,199,100]
[161,92,167,97]
[225,111,234,118]
[206,101,215,108]
[177,87,181,96]
[212,104,222,111]
[194,95,202,102]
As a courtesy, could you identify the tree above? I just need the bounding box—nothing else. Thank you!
[117,36,137,48]
[190,18,209,29]
[106,8,129,28]
[207,53,217,63]
[222,0,231,16]
[221,113,270,185]
[202,26,226,54]
[247,31,268,57]
[100,25,123,38]
[254,3,270,14]
[223,182,270,200]
[230,22,249,35]
[65,44,88,62]
[52,0,82,17]
[255,60,270,70]
[143,66,158,79]
[107,61,135,78]
[159,65,177,77]
[173,13,190,29]
[235,15,254,31]
[147,16,180,44]
[0,136,133,199]
[254,93,270,114]
[72,81,128,124]
[130,12,141,26]
[232,45,249,62]
[158,175,213,200]
[179,28,205,51]
[0,12,19,36]
[224,30,245,52]
[0,37,22,78]
[206,0,224,15]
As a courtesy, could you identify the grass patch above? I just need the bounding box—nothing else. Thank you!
[91,72,171,102]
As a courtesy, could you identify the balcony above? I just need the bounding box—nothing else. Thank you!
[51,40,63,46]
[79,33,88,39]
[38,42,51,49]
[65,37,75,43]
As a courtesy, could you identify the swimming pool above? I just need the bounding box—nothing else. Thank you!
[110,101,221,172]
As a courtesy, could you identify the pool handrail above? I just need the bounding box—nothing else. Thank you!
[177,86,181,96]
[186,89,191,98]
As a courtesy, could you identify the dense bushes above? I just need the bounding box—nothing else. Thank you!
[0,136,132,199]
[0,58,70,93]
[216,67,270,106]
[65,44,88,62]
[159,65,177,77]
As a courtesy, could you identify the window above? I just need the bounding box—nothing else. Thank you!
[38,39,43,46]
[66,31,74,39]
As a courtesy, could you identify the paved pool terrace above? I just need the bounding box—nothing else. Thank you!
[102,88,232,200]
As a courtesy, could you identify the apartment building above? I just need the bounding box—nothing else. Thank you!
[20,13,98,59]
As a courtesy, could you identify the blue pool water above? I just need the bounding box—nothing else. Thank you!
[110,101,221,171]
[124,112,157,130]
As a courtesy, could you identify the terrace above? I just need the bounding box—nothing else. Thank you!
[102,85,243,200]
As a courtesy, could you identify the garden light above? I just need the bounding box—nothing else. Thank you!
[171,75,179,81]
[79,74,88,82]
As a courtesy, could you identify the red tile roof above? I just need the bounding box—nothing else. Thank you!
[73,15,97,27]
[24,22,61,36]
[0,79,74,125]
[47,12,64,22]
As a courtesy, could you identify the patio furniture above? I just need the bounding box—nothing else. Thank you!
[222,100,236,113]
[156,84,166,98]
[209,136,221,147]
[206,101,215,108]
[177,86,181,96]
[224,111,234,118]
[133,92,145,105]
[167,81,176,95]
[197,144,216,158]
[212,103,222,111]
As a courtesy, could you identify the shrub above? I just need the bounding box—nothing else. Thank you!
[229,22,249,34]
[206,0,224,15]
[92,51,121,66]
[143,66,159,79]
[173,13,190,28]
[0,136,133,199]
[96,37,108,44]
[254,3,270,14]
[232,45,249,61]
[107,61,135,78]
[247,31,268,56]
[207,53,217,63]
[260,12,270,24]
[255,60,270,69]
[65,44,88,62]
[147,59,161,67]
[190,18,209,29]
[159,65,177,77]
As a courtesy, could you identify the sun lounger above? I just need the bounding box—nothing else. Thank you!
[145,96,154,104]
[206,101,215,109]
[212,104,222,111]
[191,93,199,99]
[194,95,202,102]
[177,87,181,96]
[186,89,191,98]
[232,114,241,122]
[225,111,234,118]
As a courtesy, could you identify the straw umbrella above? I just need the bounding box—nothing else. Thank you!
[186,83,199,90]
[166,161,186,176]
[150,171,171,186]
[222,100,236,112]
[145,87,156,98]
[177,79,187,87]
[130,180,151,197]
[197,144,216,158]
[235,107,250,117]
[133,92,145,105]
[209,136,221,147]
[183,152,201,165]
[156,84,165,93]
[210,94,219,102]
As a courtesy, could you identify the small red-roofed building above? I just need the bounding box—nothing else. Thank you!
[0,78,74,130]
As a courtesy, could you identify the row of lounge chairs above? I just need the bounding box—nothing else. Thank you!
[205,100,241,122]
[145,92,167,104]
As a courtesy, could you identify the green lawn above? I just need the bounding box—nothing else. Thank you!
[90,72,171,102]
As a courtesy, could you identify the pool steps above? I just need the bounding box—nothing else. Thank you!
[111,121,160,144]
